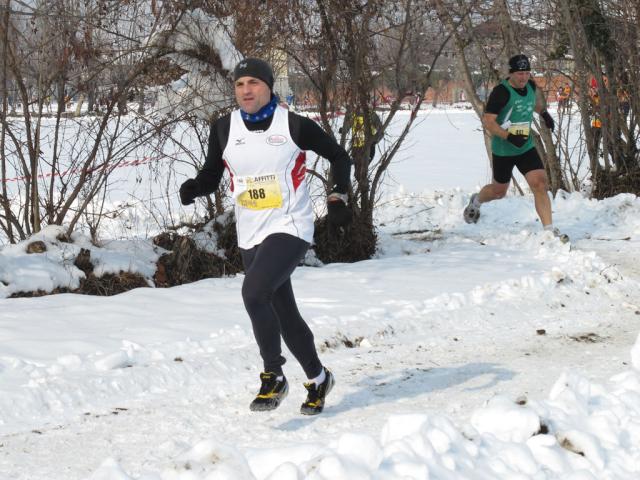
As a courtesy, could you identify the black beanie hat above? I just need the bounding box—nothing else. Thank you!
[508,54,531,73]
[233,58,274,90]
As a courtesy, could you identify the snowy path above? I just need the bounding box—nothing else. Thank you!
[1,192,639,479]
[3,322,637,480]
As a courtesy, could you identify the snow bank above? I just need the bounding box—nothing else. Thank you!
[2,189,639,479]
[89,345,640,479]
[0,225,162,298]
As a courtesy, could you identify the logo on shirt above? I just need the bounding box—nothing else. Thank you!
[266,135,287,146]
[235,138,246,146]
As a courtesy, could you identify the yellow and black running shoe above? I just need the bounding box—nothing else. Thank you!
[249,372,289,412]
[300,368,334,415]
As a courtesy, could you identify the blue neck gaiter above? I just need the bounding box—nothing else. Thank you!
[241,95,279,123]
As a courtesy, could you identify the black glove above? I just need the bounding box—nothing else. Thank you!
[540,110,555,131]
[507,133,528,148]
[327,192,352,227]
[179,178,200,205]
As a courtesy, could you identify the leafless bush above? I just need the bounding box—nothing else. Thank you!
[0,1,238,245]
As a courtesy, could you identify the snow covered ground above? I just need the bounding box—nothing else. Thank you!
[1,109,640,479]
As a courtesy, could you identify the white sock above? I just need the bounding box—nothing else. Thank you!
[543,224,554,231]
[472,195,481,207]
[309,369,326,386]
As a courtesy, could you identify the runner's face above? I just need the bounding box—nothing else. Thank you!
[235,76,271,114]
[509,71,530,89]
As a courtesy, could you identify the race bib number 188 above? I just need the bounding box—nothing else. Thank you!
[237,174,283,210]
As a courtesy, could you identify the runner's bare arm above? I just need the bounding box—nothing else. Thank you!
[482,113,509,140]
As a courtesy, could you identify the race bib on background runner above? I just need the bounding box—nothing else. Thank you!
[507,122,530,137]
[236,174,283,210]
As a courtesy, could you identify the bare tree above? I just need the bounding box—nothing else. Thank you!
[278,0,450,262]
[555,0,639,197]
[0,0,239,244]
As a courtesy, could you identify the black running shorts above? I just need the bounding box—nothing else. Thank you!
[492,148,544,184]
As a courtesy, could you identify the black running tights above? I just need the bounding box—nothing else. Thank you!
[240,233,322,379]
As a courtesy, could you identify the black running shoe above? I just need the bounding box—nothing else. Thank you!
[300,368,334,415]
[250,372,288,412]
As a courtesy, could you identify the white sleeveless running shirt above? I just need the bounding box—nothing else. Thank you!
[223,105,313,249]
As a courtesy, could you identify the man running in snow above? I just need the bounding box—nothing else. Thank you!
[180,58,352,415]
[463,54,566,241]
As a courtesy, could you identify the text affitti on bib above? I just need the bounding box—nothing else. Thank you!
[237,174,283,210]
